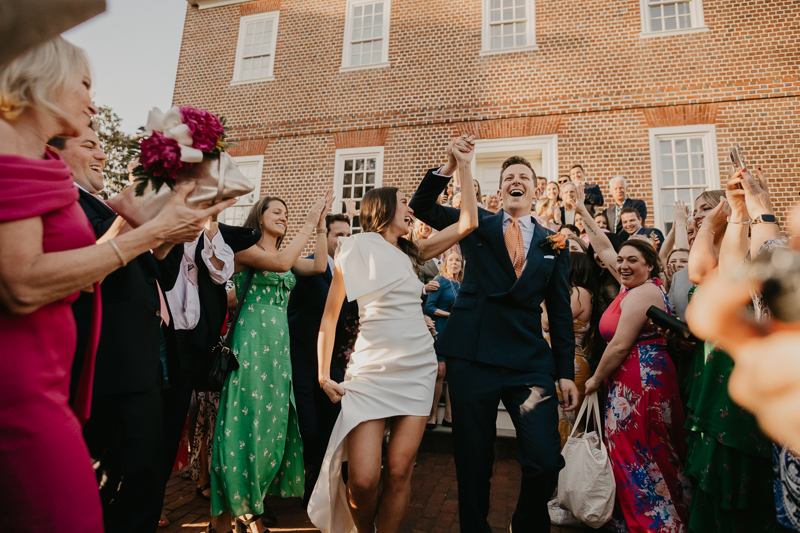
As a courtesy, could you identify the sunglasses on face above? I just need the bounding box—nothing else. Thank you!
[558,179,569,185]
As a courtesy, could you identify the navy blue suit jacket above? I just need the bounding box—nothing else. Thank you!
[604,197,648,234]
[71,189,162,397]
[409,170,575,380]
[287,256,357,379]
[583,183,604,213]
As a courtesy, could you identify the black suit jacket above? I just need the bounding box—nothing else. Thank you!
[583,183,604,214]
[410,169,575,379]
[159,224,261,389]
[71,189,163,397]
[604,198,648,234]
[287,256,357,381]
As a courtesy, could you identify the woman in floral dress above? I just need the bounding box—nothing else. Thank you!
[209,192,333,533]
[584,239,690,533]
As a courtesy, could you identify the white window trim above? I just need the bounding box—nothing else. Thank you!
[470,135,558,188]
[639,0,708,38]
[648,124,720,230]
[231,11,279,85]
[217,155,264,226]
[332,147,385,219]
[340,0,392,72]
[480,0,538,56]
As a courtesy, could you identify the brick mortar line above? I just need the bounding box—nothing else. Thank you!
[225,92,800,142]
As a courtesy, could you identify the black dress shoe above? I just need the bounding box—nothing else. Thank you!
[425,423,437,431]
[441,419,452,428]
[261,505,277,528]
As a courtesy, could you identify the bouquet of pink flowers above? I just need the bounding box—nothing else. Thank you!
[133,105,229,195]
[107,105,254,228]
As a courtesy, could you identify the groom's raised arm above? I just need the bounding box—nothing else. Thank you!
[408,168,460,232]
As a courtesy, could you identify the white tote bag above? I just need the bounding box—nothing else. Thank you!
[557,391,616,529]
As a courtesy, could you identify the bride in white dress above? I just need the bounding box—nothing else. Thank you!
[308,136,478,532]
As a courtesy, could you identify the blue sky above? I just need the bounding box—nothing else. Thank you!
[64,0,188,133]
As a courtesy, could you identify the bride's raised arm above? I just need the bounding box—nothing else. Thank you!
[417,137,479,260]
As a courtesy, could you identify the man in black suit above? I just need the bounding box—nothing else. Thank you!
[604,176,648,234]
[287,213,359,500]
[410,154,578,532]
[620,207,666,251]
[570,164,604,215]
[52,127,166,533]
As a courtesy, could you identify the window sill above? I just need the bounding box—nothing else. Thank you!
[339,62,390,73]
[479,44,539,56]
[230,76,275,86]
[640,26,709,38]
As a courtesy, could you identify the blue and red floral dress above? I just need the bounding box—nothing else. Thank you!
[599,278,691,532]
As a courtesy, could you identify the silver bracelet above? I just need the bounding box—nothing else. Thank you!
[726,217,752,225]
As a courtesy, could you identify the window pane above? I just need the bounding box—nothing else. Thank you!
[516,34,525,47]
[503,0,512,7]
[363,26,372,39]
[344,160,353,171]
[375,2,383,13]
[353,18,362,29]
[503,35,513,47]
[364,4,372,15]
[366,172,375,184]
[343,173,352,185]
[503,7,513,20]
[676,171,690,185]
[678,2,690,14]
[354,5,362,16]
[355,159,364,171]
[491,25,501,36]
[355,186,364,197]
[353,28,362,40]
[375,13,383,26]
[367,158,376,170]
[651,18,662,31]
[690,138,703,152]
[691,154,704,169]
[674,139,687,153]
[491,0,500,7]
[677,188,692,204]
[660,155,673,170]
[372,50,382,63]
[342,188,351,199]
[694,169,706,184]
[665,16,677,30]
[659,140,672,155]
[661,170,674,187]
[491,9,501,22]
[515,6,525,18]
[355,172,363,185]
[676,154,689,169]
[679,14,690,28]
[503,23,513,35]
[491,36,502,49]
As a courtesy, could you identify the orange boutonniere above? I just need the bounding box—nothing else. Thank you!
[540,233,567,255]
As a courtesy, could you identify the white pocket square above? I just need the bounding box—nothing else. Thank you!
[543,255,555,259]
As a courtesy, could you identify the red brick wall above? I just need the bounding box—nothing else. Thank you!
[174,0,800,240]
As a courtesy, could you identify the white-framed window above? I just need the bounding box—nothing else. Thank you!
[639,0,708,37]
[332,147,384,233]
[481,0,537,55]
[340,0,391,72]
[470,135,558,197]
[648,125,719,232]
[217,155,264,227]
[232,11,279,84]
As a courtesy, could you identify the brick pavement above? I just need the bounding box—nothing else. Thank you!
[161,451,586,533]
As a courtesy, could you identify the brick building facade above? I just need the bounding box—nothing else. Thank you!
[176,0,799,236]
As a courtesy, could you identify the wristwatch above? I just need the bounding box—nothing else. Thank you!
[750,214,776,227]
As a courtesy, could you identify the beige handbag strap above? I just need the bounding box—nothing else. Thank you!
[568,391,601,438]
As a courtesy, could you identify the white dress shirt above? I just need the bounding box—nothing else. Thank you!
[166,230,234,330]
[502,211,534,258]
[327,254,335,276]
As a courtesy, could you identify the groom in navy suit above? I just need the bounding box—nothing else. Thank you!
[410,152,578,532]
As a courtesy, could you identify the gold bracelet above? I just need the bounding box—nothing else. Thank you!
[109,239,127,267]
[316,227,328,235]
[299,230,313,238]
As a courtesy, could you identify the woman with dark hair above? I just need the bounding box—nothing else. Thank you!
[581,238,690,532]
[309,137,479,533]
[209,191,334,532]
[586,232,624,316]
[543,252,599,447]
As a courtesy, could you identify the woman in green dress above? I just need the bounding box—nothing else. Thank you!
[209,192,333,533]
[685,186,785,532]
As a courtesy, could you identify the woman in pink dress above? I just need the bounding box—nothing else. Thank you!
[0,38,233,533]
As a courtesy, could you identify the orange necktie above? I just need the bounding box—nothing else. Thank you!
[504,217,525,277]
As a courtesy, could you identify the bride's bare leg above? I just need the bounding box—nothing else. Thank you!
[346,419,387,531]
[376,415,428,533]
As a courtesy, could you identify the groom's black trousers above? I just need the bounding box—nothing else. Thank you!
[447,358,564,533]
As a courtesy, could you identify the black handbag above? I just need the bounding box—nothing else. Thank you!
[208,268,254,392]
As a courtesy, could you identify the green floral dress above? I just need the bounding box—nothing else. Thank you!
[210,269,305,518]
[685,289,784,532]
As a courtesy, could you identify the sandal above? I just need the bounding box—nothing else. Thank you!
[158,512,170,528]
[196,482,211,501]
[261,503,277,527]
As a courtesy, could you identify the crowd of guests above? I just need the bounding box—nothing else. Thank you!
[1,35,799,533]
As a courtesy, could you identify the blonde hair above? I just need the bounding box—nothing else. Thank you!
[0,37,90,122]
[439,250,465,282]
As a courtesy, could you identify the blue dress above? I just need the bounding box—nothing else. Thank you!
[424,275,460,362]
